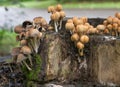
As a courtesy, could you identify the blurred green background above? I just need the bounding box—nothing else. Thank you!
[0,0,120,9]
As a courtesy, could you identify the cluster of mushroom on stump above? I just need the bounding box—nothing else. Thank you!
[102,12,120,36]
[48,4,66,32]
[11,4,120,71]
[11,17,48,71]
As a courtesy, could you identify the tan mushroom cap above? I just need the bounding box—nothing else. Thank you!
[76,25,87,34]
[14,25,23,34]
[115,12,120,19]
[104,29,110,34]
[76,41,84,49]
[33,17,43,24]
[48,6,55,13]
[107,16,113,23]
[96,24,105,31]
[21,46,32,54]
[113,23,118,29]
[71,33,79,42]
[80,35,89,44]
[17,53,26,63]
[103,20,108,26]
[80,16,88,23]
[50,12,60,21]
[20,40,28,46]
[112,17,119,23]
[65,22,74,31]
[59,11,66,18]
[67,19,73,23]
[55,4,63,11]
[107,24,113,30]
[29,28,39,37]
[11,47,21,56]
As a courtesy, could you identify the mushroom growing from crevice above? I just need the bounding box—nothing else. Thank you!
[76,41,84,56]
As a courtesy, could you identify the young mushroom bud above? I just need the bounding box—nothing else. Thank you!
[65,22,74,33]
[76,41,84,56]
[96,24,105,34]
[81,16,88,24]
[80,35,89,44]
[48,6,55,13]
[71,33,79,42]
[55,4,63,12]
[115,12,120,19]
[107,16,113,24]
[21,46,33,66]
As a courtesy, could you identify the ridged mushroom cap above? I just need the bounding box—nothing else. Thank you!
[29,28,39,37]
[17,53,26,63]
[80,35,89,44]
[55,4,63,11]
[14,25,23,34]
[76,41,84,49]
[21,46,32,54]
[97,25,105,31]
[71,33,79,42]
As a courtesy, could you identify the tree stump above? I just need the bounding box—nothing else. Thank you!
[37,18,120,86]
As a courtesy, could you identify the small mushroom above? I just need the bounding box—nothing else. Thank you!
[76,41,84,56]
[115,12,120,19]
[112,23,118,36]
[17,53,32,71]
[59,11,66,30]
[80,35,89,44]
[65,21,75,34]
[96,24,105,34]
[20,39,28,46]
[55,4,63,12]
[21,46,33,66]
[50,12,60,32]
[107,24,113,35]
[71,33,79,42]
[28,28,40,53]
[107,16,113,24]
[48,6,55,13]
[14,25,24,34]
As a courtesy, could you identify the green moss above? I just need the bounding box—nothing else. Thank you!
[21,54,41,87]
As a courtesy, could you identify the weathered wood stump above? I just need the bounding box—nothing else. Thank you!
[37,18,120,86]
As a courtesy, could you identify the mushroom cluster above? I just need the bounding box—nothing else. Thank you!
[11,17,47,70]
[48,4,66,32]
[99,12,120,36]
[65,16,97,56]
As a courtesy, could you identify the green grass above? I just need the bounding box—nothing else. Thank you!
[0,30,18,55]
[5,1,120,9]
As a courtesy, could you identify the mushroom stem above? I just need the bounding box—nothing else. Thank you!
[59,19,62,30]
[54,21,58,32]
[23,60,32,71]
[9,64,13,72]
[78,49,84,56]
[28,55,33,66]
